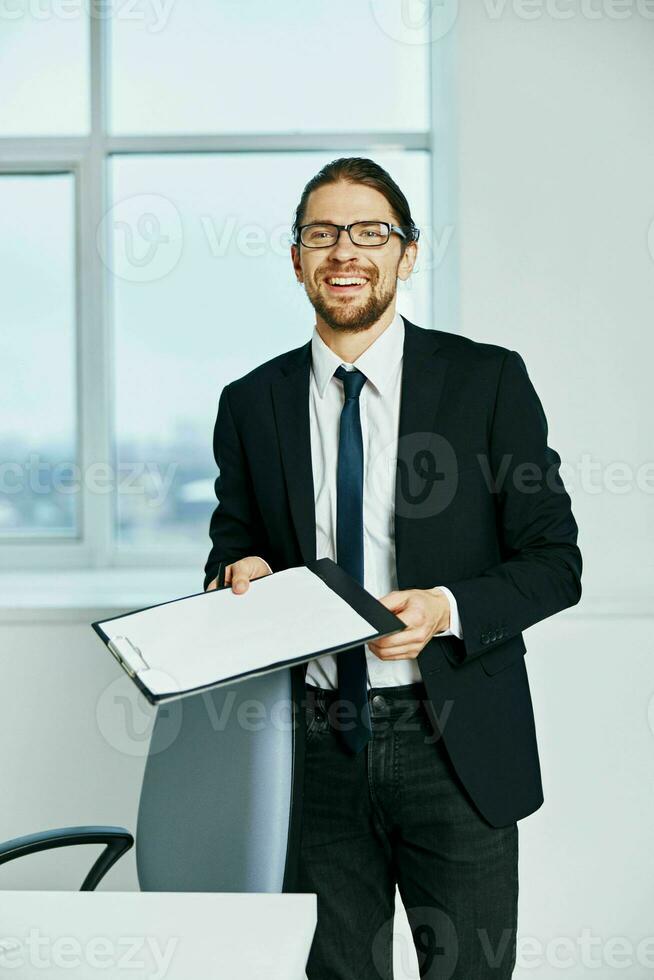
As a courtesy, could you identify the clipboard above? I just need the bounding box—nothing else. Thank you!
[91,558,406,705]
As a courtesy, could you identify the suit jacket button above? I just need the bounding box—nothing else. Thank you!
[481,633,490,645]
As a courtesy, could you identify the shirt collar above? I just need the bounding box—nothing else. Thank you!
[310,310,404,399]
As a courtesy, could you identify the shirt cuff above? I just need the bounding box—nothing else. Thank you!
[432,586,463,639]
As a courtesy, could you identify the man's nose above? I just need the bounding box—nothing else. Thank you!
[329,227,359,260]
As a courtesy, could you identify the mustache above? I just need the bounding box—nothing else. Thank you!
[318,269,375,280]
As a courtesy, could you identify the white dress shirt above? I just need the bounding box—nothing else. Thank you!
[297,310,462,690]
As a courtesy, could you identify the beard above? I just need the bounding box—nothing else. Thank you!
[304,271,397,333]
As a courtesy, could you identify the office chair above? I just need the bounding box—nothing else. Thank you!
[136,663,305,892]
[0,826,134,890]
[0,669,305,892]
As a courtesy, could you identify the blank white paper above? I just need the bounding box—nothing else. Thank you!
[97,566,380,698]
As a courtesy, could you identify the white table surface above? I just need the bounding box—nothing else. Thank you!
[0,890,317,980]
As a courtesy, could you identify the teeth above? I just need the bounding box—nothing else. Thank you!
[328,277,367,286]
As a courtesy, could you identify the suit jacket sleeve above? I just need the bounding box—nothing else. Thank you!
[203,383,271,591]
[441,349,582,665]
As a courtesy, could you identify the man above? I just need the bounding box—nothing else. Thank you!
[204,157,582,979]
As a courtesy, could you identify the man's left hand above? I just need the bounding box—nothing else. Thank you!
[367,588,451,661]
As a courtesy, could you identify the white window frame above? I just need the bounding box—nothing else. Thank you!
[0,13,458,572]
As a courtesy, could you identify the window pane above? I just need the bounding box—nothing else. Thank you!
[108,151,430,554]
[0,174,78,536]
[110,0,428,134]
[0,2,89,135]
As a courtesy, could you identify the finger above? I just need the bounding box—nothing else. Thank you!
[205,578,217,592]
[371,626,424,651]
[226,562,250,594]
[381,601,426,630]
[371,644,421,660]
[377,590,411,612]
[231,574,249,594]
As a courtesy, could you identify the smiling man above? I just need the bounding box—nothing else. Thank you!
[204,157,582,979]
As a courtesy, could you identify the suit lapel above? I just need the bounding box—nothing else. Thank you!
[394,317,449,589]
[271,342,317,565]
[270,316,450,582]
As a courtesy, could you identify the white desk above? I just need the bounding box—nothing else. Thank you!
[0,891,316,979]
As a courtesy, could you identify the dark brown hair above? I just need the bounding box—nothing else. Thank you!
[291,157,419,251]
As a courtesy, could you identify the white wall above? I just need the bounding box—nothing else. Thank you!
[448,4,654,977]
[455,2,654,607]
[0,615,147,892]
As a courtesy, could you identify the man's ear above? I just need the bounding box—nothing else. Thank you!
[397,240,418,282]
[291,243,303,283]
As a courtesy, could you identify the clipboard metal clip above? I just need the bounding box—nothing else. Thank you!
[107,635,150,678]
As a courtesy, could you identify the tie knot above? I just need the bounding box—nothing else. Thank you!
[334,365,367,400]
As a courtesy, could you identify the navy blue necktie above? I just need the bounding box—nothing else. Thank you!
[334,365,372,754]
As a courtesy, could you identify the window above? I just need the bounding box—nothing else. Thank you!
[0,172,78,536]
[1,3,451,570]
[109,0,428,135]
[0,3,89,135]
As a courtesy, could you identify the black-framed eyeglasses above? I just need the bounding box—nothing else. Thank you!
[296,220,419,248]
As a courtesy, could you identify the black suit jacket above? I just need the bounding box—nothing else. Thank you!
[203,316,582,827]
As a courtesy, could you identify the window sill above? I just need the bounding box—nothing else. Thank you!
[0,568,203,623]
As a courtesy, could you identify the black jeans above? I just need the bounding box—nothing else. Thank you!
[298,682,519,980]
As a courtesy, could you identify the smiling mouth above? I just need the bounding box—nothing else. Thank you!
[323,275,370,294]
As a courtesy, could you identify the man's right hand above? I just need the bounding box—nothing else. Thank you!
[205,556,273,594]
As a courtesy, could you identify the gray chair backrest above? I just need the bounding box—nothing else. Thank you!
[136,667,299,893]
